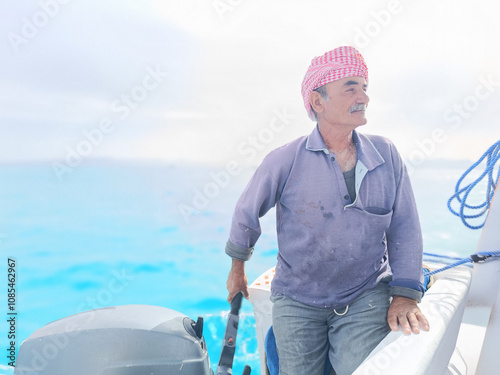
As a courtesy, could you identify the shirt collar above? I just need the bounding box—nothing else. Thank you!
[305,124,330,154]
[305,125,385,171]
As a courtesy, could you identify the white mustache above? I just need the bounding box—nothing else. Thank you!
[349,104,366,114]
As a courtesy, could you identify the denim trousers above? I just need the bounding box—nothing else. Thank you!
[271,281,391,375]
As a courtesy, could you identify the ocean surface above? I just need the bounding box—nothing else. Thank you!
[0,160,485,375]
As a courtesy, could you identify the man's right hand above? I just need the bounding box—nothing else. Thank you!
[226,259,249,303]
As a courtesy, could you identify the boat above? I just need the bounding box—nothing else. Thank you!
[14,144,499,375]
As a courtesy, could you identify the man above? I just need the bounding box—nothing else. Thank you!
[225,46,429,375]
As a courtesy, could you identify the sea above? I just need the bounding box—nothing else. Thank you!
[0,159,486,375]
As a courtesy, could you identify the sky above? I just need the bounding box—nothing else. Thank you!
[1,0,499,170]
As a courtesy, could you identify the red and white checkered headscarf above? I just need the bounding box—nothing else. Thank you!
[301,46,368,120]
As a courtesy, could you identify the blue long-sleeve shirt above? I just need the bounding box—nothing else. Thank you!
[226,126,424,309]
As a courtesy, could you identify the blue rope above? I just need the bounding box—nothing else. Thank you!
[423,251,500,276]
[447,140,500,229]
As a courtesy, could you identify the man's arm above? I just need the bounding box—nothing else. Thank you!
[224,156,283,302]
[385,143,429,333]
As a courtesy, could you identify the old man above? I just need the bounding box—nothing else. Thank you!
[225,46,429,375]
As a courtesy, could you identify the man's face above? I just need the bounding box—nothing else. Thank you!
[321,76,369,128]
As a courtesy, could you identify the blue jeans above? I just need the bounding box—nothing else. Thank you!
[271,281,391,375]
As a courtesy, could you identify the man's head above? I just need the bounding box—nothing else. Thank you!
[301,46,369,126]
[310,76,369,128]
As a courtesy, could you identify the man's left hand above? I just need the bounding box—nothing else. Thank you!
[387,296,430,334]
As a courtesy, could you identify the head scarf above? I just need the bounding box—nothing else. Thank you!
[301,46,368,120]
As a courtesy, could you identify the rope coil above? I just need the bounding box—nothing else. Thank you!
[447,140,500,229]
[424,143,500,277]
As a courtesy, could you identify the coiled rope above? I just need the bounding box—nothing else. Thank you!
[424,141,500,277]
[447,140,500,229]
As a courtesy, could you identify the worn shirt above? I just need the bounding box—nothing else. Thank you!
[226,126,424,309]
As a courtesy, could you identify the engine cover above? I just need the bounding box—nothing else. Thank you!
[15,305,213,375]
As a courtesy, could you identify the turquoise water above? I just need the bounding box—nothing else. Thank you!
[0,161,483,374]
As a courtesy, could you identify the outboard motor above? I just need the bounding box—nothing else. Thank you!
[15,305,212,374]
[15,297,250,375]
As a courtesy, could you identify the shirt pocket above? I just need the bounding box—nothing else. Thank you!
[350,206,393,239]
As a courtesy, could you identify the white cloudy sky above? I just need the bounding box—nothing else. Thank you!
[1,0,499,167]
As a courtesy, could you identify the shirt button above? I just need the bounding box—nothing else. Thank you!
[331,156,335,161]
[344,195,350,200]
